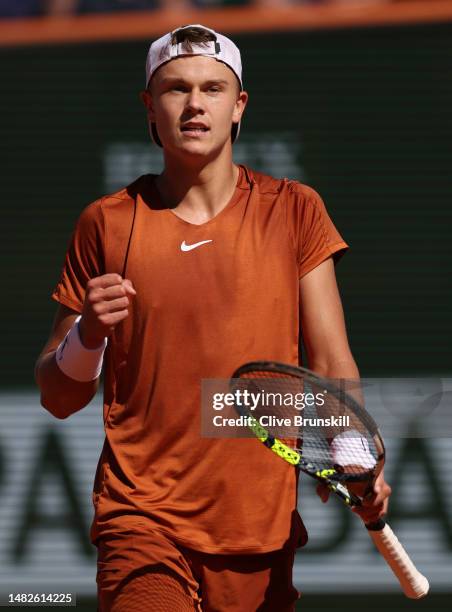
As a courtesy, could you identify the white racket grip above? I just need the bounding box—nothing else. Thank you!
[368,522,429,599]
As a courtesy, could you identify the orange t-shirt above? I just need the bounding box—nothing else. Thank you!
[52,165,348,554]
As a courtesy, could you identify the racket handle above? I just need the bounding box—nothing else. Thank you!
[366,521,429,599]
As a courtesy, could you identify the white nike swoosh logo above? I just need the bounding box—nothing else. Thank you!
[180,240,213,252]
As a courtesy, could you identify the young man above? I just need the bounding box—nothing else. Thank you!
[35,25,391,611]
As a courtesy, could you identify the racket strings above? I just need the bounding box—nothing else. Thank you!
[234,370,382,482]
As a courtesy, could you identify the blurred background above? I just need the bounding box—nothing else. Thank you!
[1,0,451,610]
[0,1,428,20]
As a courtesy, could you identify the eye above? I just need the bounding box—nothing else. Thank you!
[165,83,188,93]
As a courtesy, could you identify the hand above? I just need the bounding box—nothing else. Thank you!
[316,482,330,503]
[79,274,136,349]
[352,470,391,524]
[316,469,392,524]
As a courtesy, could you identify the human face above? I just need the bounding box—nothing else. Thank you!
[142,55,247,158]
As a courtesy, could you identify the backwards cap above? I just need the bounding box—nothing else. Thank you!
[145,24,243,146]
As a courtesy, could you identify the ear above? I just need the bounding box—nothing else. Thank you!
[232,90,248,125]
[140,89,156,122]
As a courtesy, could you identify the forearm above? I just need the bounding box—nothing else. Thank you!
[35,350,99,419]
[35,276,132,418]
[308,354,360,381]
[308,354,364,423]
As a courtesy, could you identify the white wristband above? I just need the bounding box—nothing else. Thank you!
[55,315,107,382]
[331,430,376,470]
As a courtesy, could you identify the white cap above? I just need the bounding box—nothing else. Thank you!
[145,24,243,146]
[146,24,242,89]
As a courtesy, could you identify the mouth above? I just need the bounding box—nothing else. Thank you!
[180,124,210,136]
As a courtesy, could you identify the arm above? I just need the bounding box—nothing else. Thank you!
[300,257,391,522]
[35,274,136,419]
[35,304,99,419]
[299,256,358,380]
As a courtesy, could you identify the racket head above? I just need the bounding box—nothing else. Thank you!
[231,361,385,506]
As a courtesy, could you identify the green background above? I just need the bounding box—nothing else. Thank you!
[73,592,451,611]
[2,23,452,386]
[2,23,452,387]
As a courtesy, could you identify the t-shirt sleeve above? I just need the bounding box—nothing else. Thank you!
[51,199,105,312]
[284,183,349,278]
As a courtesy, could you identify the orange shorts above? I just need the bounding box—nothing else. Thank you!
[96,521,300,611]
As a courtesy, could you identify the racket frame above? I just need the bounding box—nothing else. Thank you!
[230,360,430,599]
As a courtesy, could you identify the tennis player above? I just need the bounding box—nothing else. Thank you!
[35,25,391,611]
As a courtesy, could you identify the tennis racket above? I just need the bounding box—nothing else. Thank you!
[230,361,429,599]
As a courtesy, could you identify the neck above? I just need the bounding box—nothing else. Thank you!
[156,148,239,225]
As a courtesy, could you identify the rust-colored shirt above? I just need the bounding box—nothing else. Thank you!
[52,165,348,554]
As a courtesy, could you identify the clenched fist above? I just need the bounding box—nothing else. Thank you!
[79,274,136,349]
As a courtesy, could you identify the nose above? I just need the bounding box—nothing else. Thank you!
[185,88,204,114]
